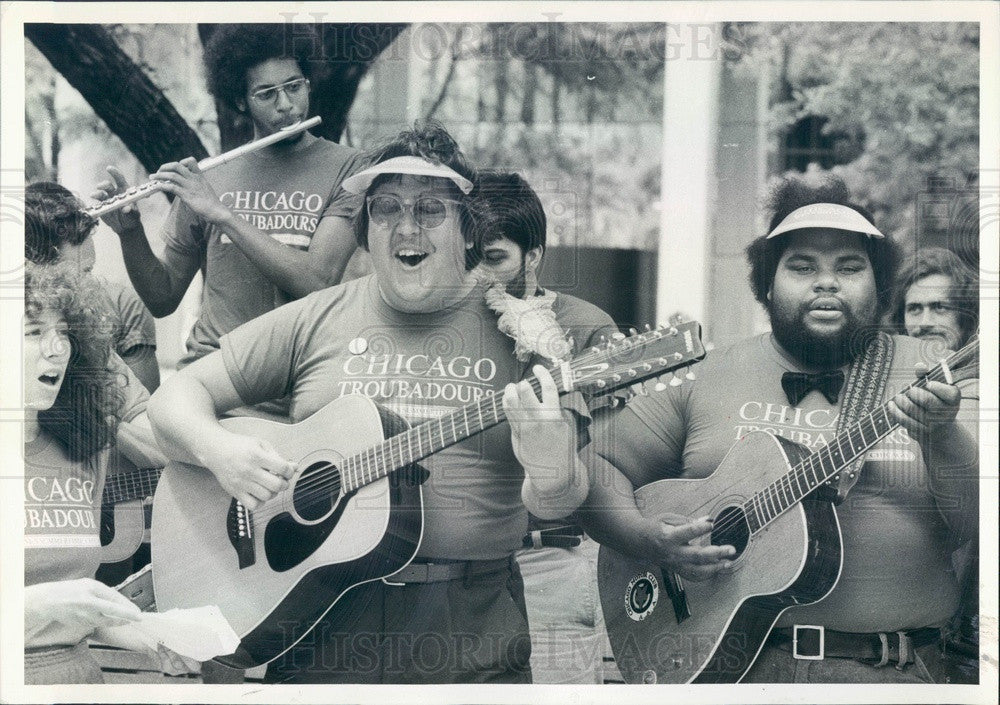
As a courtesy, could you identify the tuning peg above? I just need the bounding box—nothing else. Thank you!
[611,373,623,383]
[611,332,626,342]
[685,369,696,381]
[595,379,607,389]
[672,352,683,361]
[627,368,638,377]
[628,327,638,337]
[669,373,684,387]
[643,323,652,331]
[705,342,715,352]
[657,357,668,365]
[668,326,679,336]
[638,362,652,372]
[654,381,668,392]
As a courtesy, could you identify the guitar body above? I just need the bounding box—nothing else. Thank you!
[151,395,423,668]
[599,430,843,684]
[99,498,148,564]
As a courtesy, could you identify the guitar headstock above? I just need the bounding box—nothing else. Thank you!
[561,321,706,396]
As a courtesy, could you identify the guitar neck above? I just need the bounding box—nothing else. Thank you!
[338,372,541,493]
[744,337,978,533]
[103,467,161,505]
[338,323,706,493]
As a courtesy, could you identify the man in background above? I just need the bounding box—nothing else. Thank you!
[91,24,365,376]
[893,246,978,351]
[471,170,622,684]
[893,245,979,683]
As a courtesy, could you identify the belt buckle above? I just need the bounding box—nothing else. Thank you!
[792,624,825,660]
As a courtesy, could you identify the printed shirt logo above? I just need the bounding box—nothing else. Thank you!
[24,475,100,548]
[339,351,501,424]
[217,189,324,247]
[734,399,914,459]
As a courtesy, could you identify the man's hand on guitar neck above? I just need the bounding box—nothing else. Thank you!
[640,514,735,581]
[201,432,296,510]
[887,362,961,440]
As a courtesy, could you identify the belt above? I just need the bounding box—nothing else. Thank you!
[522,524,585,549]
[382,556,513,585]
[770,625,941,668]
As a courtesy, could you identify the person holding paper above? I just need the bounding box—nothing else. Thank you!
[22,263,195,684]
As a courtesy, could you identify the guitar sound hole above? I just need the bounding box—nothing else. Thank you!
[711,505,750,558]
[292,461,342,522]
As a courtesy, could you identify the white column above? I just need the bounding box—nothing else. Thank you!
[656,24,722,327]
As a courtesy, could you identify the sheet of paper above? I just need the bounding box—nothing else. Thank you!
[103,605,240,661]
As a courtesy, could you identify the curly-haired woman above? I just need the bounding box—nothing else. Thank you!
[23,263,194,684]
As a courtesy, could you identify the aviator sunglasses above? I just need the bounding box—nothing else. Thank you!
[366,194,462,229]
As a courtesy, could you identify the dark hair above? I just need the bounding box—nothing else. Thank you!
[352,119,480,269]
[202,24,316,112]
[26,263,124,464]
[24,182,97,264]
[466,170,547,255]
[746,175,901,316]
[892,247,978,343]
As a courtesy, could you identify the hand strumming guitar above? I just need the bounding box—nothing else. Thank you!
[200,432,296,510]
[639,513,736,582]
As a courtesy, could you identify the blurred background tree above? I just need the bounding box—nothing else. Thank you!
[726,22,979,261]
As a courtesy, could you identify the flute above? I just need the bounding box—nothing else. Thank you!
[84,116,322,218]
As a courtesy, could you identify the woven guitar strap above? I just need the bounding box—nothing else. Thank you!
[827,331,895,504]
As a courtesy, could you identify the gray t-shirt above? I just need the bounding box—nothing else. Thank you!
[221,276,539,559]
[591,333,977,633]
[161,137,364,366]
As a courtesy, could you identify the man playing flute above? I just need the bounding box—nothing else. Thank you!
[92,25,365,386]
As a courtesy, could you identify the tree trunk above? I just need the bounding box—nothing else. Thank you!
[25,23,209,173]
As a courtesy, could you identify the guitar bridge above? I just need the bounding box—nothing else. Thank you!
[227,499,256,569]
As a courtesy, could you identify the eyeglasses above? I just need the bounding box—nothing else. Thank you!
[366,194,462,229]
[249,77,310,104]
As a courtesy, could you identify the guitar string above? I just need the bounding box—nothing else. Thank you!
[276,331,699,516]
[713,360,950,543]
[243,330,697,524]
[709,346,973,544]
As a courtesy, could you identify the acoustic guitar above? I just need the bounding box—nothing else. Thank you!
[151,323,706,668]
[100,466,161,564]
[598,335,978,684]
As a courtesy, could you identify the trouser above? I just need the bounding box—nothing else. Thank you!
[24,641,104,685]
[743,628,947,684]
[516,537,611,684]
[265,555,531,684]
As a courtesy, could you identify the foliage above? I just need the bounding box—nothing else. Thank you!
[726,22,979,245]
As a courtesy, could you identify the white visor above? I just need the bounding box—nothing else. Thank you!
[341,155,474,195]
[766,203,885,239]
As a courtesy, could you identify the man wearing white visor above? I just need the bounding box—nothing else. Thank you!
[579,175,977,683]
[149,120,589,684]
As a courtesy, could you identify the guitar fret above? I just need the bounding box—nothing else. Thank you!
[416,426,424,459]
[450,413,458,444]
[438,418,446,448]
[791,466,805,499]
[477,402,484,431]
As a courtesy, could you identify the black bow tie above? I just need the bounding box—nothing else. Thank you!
[781,370,845,406]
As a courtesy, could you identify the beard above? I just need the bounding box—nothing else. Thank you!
[502,256,529,299]
[768,297,879,369]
